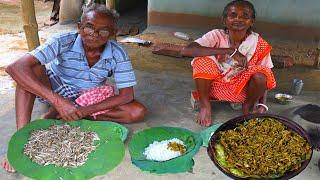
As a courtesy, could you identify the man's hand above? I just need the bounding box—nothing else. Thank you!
[56,106,91,121]
[70,106,91,120]
[233,51,248,68]
[52,96,83,121]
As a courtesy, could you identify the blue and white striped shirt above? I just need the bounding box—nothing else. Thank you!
[29,32,136,90]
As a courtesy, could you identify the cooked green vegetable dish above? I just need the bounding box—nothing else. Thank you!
[215,118,312,178]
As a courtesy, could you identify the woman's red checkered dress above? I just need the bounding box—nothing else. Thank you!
[192,37,276,103]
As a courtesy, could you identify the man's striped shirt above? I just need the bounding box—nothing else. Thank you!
[28,32,136,91]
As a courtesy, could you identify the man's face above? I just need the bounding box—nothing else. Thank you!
[78,11,115,48]
[224,5,254,32]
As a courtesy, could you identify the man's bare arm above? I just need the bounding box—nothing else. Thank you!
[6,54,79,121]
[6,54,58,103]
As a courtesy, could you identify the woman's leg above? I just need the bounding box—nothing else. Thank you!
[252,91,268,113]
[242,73,267,115]
[195,78,213,127]
[191,56,221,126]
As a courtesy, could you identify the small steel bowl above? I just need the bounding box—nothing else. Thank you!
[275,93,293,105]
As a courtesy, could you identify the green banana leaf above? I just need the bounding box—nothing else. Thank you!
[200,123,222,147]
[8,119,128,180]
[128,127,202,174]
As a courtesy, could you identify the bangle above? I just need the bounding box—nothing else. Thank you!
[230,48,237,58]
[256,103,269,111]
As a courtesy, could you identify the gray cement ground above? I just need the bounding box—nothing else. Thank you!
[0,12,319,180]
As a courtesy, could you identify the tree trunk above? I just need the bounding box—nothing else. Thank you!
[21,0,40,51]
[314,49,320,69]
[106,0,115,9]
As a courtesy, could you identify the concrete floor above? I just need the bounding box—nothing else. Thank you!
[0,15,320,180]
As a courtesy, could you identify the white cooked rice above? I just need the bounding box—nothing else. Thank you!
[143,138,186,162]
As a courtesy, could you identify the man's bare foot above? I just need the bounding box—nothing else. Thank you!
[1,157,15,173]
[196,107,212,127]
[40,106,58,119]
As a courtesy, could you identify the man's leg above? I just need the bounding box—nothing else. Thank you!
[2,65,51,172]
[242,73,267,115]
[93,100,146,123]
[15,64,52,128]
[195,78,213,127]
[40,106,58,119]
[15,85,36,129]
[1,84,37,173]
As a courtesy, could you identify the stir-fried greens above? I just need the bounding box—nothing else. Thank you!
[167,142,187,154]
[215,118,312,178]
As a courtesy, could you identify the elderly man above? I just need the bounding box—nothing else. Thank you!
[2,3,146,172]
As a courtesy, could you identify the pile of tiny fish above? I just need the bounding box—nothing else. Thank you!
[24,124,100,168]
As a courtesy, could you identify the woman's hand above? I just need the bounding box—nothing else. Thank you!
[216,54,229,63]
[233,51,248,68]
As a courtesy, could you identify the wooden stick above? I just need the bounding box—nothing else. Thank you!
[315,41,320,69]
[21,0,40,51]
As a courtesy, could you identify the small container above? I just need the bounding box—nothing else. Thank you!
[292,79,304,95]
[275,93,293,105]
[173,32,191,41]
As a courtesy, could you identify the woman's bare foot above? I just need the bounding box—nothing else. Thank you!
[243,102,268,114]
[252,104,268,113]
[196,107,212,127]
[40,106,58,119]
[1,157,15,173]
[242,102,251,115]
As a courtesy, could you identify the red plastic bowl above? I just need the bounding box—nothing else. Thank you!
[207,113,313,180]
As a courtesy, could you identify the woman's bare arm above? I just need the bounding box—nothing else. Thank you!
[180,42,235,57]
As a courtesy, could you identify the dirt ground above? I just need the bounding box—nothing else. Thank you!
[0,0,53,35]
[0,0,318,70]
[123,31,320,91]
[0,1,319,180]
[271,41,318,66]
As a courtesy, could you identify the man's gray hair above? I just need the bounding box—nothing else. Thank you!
[81,3,120,24]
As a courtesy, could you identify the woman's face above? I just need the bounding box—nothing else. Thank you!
[224,5,254,32]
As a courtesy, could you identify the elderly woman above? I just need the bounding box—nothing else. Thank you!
[181,0,276,126]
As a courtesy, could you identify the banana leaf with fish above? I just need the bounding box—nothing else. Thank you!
[8,119,128,180]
